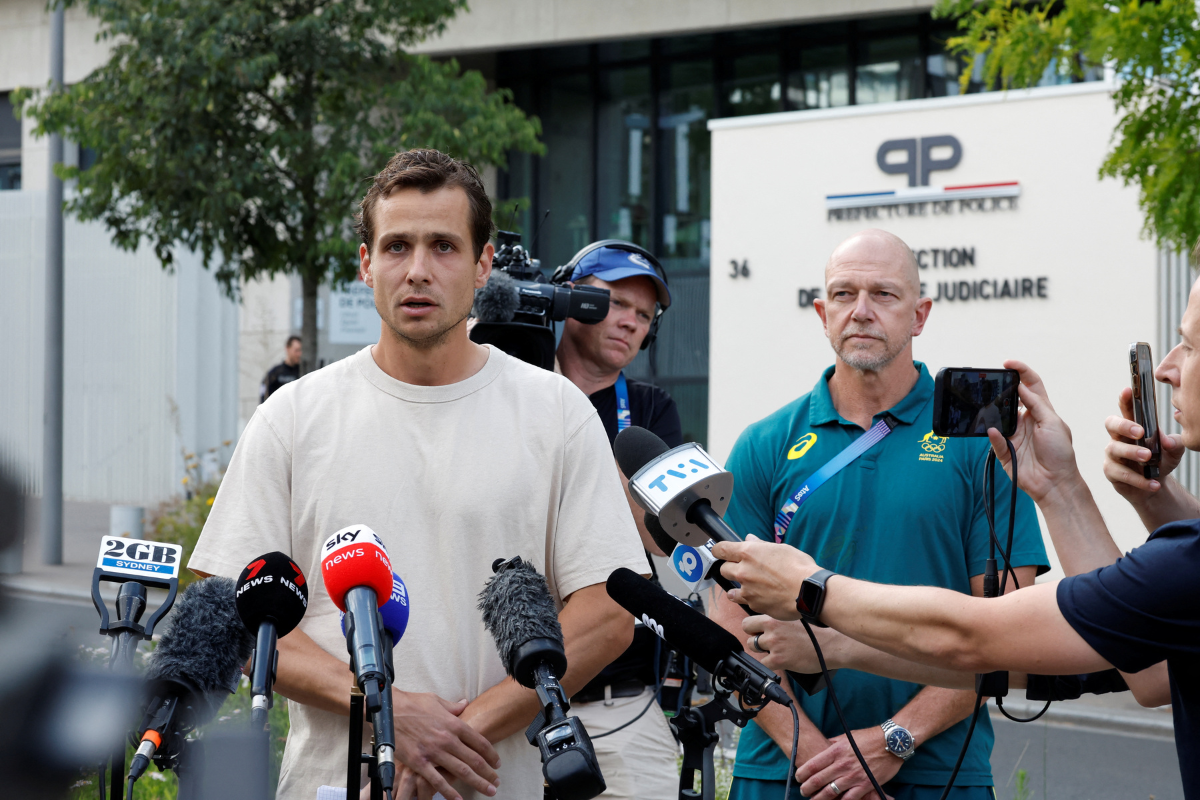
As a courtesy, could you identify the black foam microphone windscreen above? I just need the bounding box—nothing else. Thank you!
[473,269,520,323]
[147,577,255,721]
[479,558,563,686]
[606,567,741,676]
[235,551,309,637]
[614,426,671,479]
[645,512,679,557]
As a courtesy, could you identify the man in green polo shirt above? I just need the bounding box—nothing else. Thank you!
[713,229,1048,800]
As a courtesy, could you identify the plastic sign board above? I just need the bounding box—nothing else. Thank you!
[95,537,184,579]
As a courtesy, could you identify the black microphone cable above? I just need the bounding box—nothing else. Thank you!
[589,639,669,741]
[791,434,1034,800]
[984,439,1052,724]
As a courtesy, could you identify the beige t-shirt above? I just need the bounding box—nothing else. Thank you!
[189,345,645,800]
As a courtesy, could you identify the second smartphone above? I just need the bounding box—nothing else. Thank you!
[1130,342,1162,480]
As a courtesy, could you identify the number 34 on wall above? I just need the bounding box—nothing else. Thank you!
[729,259,750,279]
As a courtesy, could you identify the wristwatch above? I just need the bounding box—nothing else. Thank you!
[881,719,916,761]
[795,568,836,627]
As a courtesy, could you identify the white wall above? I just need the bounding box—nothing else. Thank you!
[708,82,1158,577]
[414,0,933,54]
[0,190,239,505]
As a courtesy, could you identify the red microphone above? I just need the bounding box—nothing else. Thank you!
[321,524,397,794]
[321,524,392,612]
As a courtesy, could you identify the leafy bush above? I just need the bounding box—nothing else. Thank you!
[146,448,223,589]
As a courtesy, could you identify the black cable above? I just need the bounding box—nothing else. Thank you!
[996,698,1052,723]
[97,760,105,800]
[783,704,799,800]
[936,691,985,800]
[127,777,136,799]
[800,620,888,800]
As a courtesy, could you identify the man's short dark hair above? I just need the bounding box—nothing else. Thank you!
[286,335,301,348]
[355,149,494,260]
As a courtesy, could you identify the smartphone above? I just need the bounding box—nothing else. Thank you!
[1130,342,1161,479]
[933,368,1020,438]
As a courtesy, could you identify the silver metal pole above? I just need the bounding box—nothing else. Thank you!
[41,0,64,565]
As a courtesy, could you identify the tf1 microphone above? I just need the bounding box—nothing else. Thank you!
[480,556,605,800]
[473,269,521,323]
[615,426,736,549]
[128,577,255,784]
[606,568,791,708]
[235,552,309,729]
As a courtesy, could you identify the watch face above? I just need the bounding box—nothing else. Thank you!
[886,728,914,754]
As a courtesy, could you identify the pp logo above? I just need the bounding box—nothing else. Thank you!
[672,545,704,582]
[640,613,664,638]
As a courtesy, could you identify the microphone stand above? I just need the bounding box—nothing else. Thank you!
[92,569,178,800]
[671,671,761,800]
[347,618,393,800]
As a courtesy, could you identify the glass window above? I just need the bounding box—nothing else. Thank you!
[927,30,989,96]
[0,93,20,191]
[537,72,594,269]
[598,39,650,63]
[856,36,922,104]
[788,44,850,109]
[722,53,781,117]
[660,60,713,265]
[596,67,654,246]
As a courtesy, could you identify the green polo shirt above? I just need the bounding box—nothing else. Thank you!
[725,362,1048,786]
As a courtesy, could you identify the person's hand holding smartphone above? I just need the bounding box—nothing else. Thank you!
[1103,343,1186,501]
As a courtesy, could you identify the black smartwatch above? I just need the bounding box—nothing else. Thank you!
[796,568,836,627]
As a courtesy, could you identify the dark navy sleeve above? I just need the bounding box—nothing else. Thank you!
[1057,521,1200,673]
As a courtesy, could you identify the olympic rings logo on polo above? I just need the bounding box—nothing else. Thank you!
[787,433,818,460]
[919,431,948,453]
[672,545,704,582]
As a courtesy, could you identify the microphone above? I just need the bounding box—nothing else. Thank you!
[128,577,255,784]
[646,511,719,593]
[614,426,737,549]
[480,556,606,800]
[340,572,410,644]
[622,431,830,695]
[321,524,395,795]
[235,552,309,728]
[606,568,792,708]
[473,269,521,323]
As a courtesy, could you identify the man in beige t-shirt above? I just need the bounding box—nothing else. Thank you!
[189,149,646,800]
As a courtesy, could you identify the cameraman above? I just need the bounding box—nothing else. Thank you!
[714,352,1192,794]
[555,241,682,800]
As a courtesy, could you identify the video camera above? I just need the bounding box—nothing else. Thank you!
[469,230,610,371]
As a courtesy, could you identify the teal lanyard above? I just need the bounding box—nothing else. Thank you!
[615,372,631,432]
[773,415,897,543]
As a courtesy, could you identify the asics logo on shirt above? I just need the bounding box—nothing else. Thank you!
[787,433,818,460]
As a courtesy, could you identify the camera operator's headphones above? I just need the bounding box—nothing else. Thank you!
[551,240,671,351]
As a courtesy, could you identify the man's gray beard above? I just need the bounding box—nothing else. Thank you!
[833,330,910,372]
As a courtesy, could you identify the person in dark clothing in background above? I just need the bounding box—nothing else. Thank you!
[260,335,302,402]
[555,241,682,800]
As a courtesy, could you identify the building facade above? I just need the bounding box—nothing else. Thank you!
[3,0,1181,530]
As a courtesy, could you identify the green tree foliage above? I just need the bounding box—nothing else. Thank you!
[14,0,543,367]
[935,0,1200,254]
